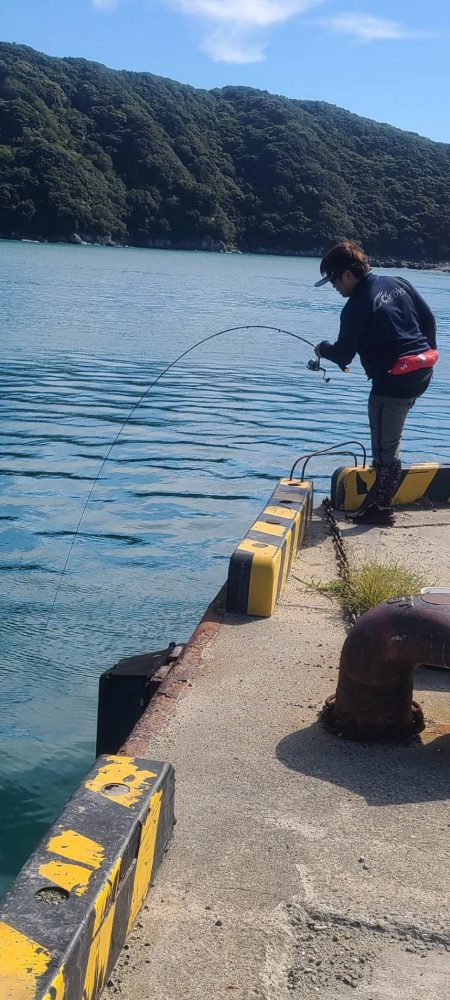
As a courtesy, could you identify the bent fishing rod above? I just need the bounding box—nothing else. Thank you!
[38,324,332,646]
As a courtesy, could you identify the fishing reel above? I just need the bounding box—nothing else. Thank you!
[307,357,330,383]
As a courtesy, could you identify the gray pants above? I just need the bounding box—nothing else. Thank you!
[368,393,416,465]
[367,393,417,506]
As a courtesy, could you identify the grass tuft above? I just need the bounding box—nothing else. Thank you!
[323,560,428,618]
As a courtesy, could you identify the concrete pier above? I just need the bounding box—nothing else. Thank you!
[111,503,450,1000]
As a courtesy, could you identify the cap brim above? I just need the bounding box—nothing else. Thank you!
[314,274,332,287]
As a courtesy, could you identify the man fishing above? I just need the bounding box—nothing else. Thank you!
[314,240,438,526]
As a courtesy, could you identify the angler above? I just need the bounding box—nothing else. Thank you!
[314,240,438,526]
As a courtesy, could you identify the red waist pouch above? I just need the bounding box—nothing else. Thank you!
[388,348,439,375]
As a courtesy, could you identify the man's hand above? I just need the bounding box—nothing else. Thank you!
[314,344,321,358]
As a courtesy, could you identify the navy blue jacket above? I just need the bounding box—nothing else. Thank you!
[318,272,437,397]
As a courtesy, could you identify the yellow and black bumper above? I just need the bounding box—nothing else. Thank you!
[331,463,450,511]
[226,478,313,617]
[0,754,174,1000]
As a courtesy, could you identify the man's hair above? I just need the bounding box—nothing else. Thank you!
[319,241,370,280]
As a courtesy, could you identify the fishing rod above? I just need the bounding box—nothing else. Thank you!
[38,324,331,646]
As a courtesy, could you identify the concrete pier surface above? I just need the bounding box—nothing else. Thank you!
[111,504,450,1000]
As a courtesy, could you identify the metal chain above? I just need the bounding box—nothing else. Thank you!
[321,497,358,626]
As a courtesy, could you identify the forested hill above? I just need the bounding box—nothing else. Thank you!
[1,41,449,262]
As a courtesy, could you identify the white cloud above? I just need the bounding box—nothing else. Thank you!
[166,0,324,62]
[321,12,429,43]
[170,0,317,28]
[202,28,266,62]
[93,0,119,10]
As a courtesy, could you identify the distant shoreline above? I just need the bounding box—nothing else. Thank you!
[5,235,450,274]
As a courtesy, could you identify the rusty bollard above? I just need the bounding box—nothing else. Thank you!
[322,590,450,741]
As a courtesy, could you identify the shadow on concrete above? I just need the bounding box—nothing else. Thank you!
[414,665,450,691]
[223,612,265,627]
[276,720,450,807]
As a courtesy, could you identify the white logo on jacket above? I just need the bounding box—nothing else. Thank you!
[373,286,407,312]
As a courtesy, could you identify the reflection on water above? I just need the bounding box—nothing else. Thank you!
[1,243,449,894]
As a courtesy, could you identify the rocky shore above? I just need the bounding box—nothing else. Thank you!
[370,255,450,273]
[64,235,450,271]
[8,233,450,272]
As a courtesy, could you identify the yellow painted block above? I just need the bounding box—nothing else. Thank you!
[0,922,51,1000]
[333,462,444,510]
[47,830,104,869]
[38,859,94,896]
[92,857,121,937]
[279,478,309,487]
[237,539,279,558]
[85,757,156,808]
[127,790,163,933]
[264,505,297,519]
[0,756,173,1000]
[252,519,285,538]
[247,546,282,617]
[82,898,117,1000]
[393,464,439,504]
[227,480,313,617]
[340,466,375,510]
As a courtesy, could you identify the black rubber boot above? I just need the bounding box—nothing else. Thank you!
[347,460,401,526]
[349,503,395,526]
[376,459,402,508]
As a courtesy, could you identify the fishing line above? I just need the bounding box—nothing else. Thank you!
[38,324,327,646]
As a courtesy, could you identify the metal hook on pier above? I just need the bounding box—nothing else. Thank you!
[289,440,367,482]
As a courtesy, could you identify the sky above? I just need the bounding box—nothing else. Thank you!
[1,0,449,143]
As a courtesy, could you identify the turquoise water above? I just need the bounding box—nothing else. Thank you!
[1,241,449,895]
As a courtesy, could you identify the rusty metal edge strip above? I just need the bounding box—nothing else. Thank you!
[119,596,225,757]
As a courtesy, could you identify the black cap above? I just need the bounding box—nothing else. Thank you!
[314,270,342,288]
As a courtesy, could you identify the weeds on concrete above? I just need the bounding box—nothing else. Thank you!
[320,560,428,618]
